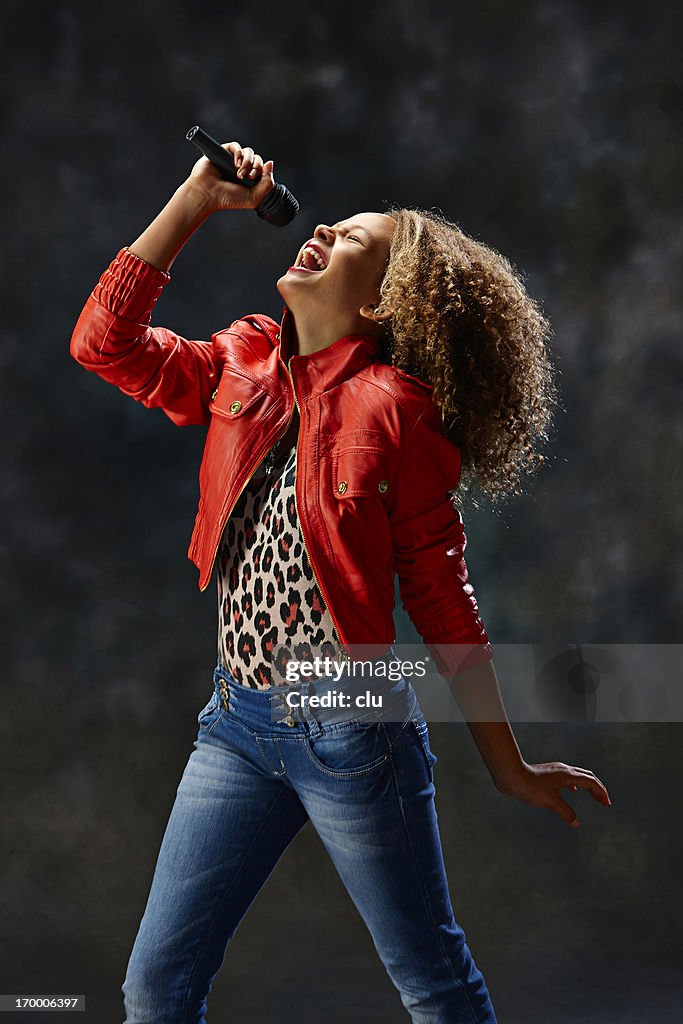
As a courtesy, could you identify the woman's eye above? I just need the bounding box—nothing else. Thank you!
[349,235,361,243]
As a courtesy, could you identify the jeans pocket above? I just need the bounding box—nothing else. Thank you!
[412,717,438,782]
[304,721,390,779]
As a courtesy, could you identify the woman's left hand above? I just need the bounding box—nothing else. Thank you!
[498,761,611,828]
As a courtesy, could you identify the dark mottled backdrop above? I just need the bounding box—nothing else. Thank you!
[1,1,681,1021]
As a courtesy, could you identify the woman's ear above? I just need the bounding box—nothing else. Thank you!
[359,301,393,326]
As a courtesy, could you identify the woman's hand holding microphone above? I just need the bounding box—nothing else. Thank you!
[127,139,279,274]
[187,141,276,214]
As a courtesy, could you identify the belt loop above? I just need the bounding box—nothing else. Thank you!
[304,678,325,735]
[301,678,315,729]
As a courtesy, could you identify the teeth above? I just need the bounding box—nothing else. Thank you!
[299,246,326,270]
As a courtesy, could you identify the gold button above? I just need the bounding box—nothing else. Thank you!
[284,714,295,727]
[378,480,388,493]
[229,401,242,414]
[337,480,348,495]
[211,388,219,401]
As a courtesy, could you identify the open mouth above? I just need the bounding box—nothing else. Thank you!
[291,245,327,273]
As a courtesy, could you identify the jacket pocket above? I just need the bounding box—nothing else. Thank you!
[209,370,267,421]
[328,447,397,593]
[331,446,396,500]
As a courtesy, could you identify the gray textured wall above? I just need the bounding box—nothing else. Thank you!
[1,1,682,1021]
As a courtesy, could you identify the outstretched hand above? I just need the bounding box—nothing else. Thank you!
[499,761,611,829]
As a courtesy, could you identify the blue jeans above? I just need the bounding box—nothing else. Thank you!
[121,654,497,1023]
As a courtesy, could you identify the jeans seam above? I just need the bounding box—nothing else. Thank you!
[256,735,287,775]
[180,786,293,1018]
[205,711,225,735]
[387,746,480,1024]
[412,720,436,782]
[384,691,419,751]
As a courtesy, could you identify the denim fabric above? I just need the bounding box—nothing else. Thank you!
[121,654,497,1023]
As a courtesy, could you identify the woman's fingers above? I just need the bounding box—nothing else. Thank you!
[193,143,274,211]
[247,153,264,180]
[237,146,255,178]
[547,791,582,828]
[220,143,267,180]
[221,141,243,171]
[248,159,275,204]
[218,142,257,178]
[549,766,612,827]
[510,761,612,829]
[562,768,611,805]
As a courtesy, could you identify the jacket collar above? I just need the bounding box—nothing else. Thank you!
[252,306,383,397]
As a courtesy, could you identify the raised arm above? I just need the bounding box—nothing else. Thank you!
[70,143,275,426]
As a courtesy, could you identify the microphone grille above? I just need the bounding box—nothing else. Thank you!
[257,183,299,227]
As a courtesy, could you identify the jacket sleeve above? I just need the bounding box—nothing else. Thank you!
[389,399,494,675]
[69,246,220,427]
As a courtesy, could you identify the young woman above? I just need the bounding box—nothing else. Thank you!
[71,142,611,1024]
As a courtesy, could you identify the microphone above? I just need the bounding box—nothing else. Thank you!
[186,125,299,227]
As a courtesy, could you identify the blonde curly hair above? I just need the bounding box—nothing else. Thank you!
[376,206,561,512]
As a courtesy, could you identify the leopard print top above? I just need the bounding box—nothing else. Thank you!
[216,443,341,689]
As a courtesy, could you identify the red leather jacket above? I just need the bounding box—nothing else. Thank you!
[70,246,493,674]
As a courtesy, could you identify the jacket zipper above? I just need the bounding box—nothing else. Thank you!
[284,360,349,662]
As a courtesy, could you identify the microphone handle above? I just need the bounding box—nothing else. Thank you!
[187,125,258,188]
[185,125,299,226]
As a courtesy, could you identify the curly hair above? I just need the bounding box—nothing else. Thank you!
[375,207,561,512]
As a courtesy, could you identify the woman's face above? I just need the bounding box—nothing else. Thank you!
[277,212,395,328]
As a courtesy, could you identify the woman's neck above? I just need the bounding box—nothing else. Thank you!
[288,311,375,359]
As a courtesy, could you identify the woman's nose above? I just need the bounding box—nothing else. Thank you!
[314,224,333,241]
